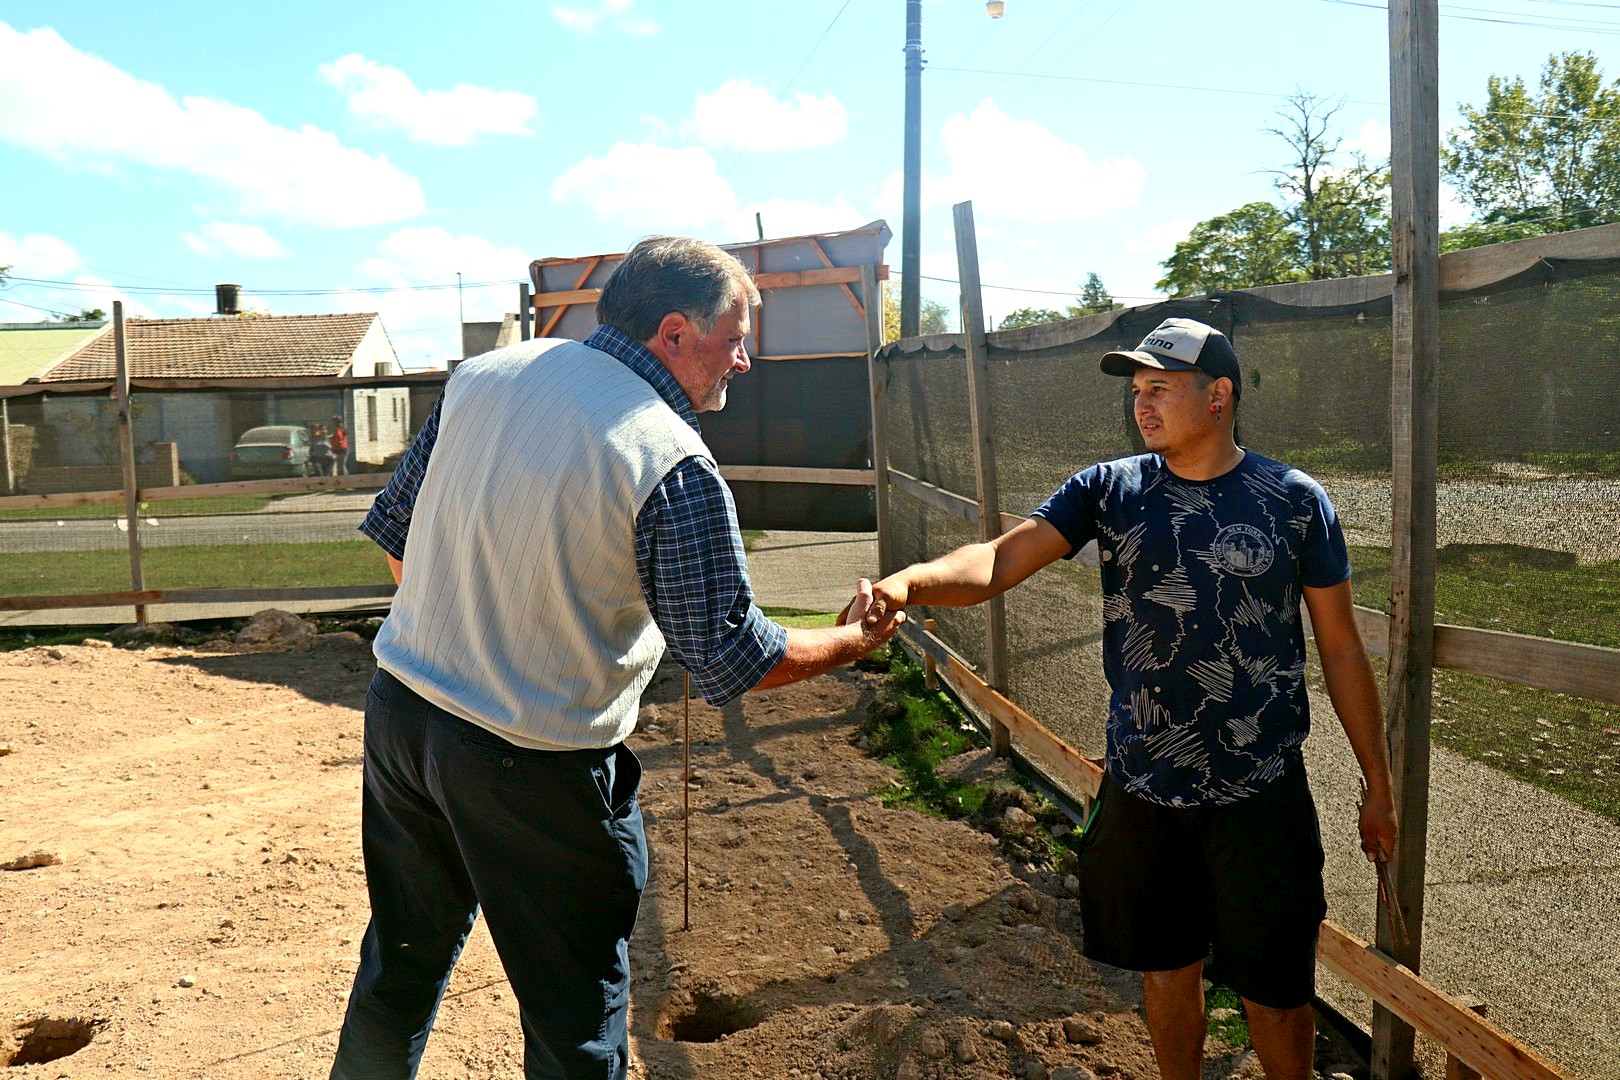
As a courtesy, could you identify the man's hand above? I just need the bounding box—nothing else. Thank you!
[1358,783,1399,863]
[838,579,874,626]
[862,574,910,627]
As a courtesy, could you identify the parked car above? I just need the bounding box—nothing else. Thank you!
[229,425,314,479]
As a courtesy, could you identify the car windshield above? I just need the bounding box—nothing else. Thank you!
[239,427,302,444]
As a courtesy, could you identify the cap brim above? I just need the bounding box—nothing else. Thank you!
[1099,350,1199,377]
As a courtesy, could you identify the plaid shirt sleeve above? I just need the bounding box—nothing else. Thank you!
[357,389,442,559]
[636,456,787,705]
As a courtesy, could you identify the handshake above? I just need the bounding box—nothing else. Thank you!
[836,575,909,642]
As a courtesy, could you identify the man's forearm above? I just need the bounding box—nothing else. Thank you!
[753,623,890,691]
[1319,642,1393,795]
[888,541,1002,608]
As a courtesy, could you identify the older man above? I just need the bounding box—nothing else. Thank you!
[862,318,1397,1080]
[331,236,903,1079]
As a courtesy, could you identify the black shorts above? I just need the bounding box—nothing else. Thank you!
[1075,766,1327,1009]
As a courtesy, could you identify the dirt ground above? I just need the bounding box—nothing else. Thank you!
[0,625,1330,1079]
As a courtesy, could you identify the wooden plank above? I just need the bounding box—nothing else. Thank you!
[1318,924,1571,1080]
[529,266,889,311]
[0,589,164,612]
[753,352,868,362]
[539,256,600,338]
[944,653,1102,798]
[953,200,1012,756]
[716,465,874,486]
[886,467,981,526]
[809,237,866,322]
[9,371,446,400]
[1378,2,1441,1074]
[0,585,394,614]
[863,265,892,577]
[1,398,13,495]
[113,302,147,625]
[531,286,601,307]
[1432,623,1620,706]
[1441,220,1620,292]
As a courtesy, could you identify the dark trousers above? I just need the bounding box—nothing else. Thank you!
[331,669,647,1079]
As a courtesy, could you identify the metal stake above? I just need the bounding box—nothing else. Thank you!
[683,671,691,932]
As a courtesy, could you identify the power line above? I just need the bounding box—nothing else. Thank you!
[721,0,854,180]
[1320,0,1620,32]
[5,274,523,297]
[931,66,1385,107]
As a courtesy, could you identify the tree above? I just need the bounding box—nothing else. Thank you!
[1069,271,1121,316]
[55,308,105,323]
[881,286,950,343]
[1157,202,1305,297]
[997,307,1067,330]
[1157,93,1391,296]
[1443,51,1620,248]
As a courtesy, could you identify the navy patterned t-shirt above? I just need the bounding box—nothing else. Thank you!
[1032,450,1351,807]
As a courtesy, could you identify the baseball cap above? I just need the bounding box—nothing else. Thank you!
[1100,317,1241,398]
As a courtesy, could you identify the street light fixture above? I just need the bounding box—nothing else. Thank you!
[901,2,1005,338]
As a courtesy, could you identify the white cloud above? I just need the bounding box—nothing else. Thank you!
[551,143,737,232]
[0,24,424,228]
[875,100,1145,223]
[1344,119,1391,161]
[182,221,289,259]
[552,0,659,36]
[1125,217,1196,258]
[0,232,157,320]
[319,54,538,146]
[690,79,847,151]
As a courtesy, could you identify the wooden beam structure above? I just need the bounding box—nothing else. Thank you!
[1379,2,1441,1074]
[715,465,874,486]
[113,302,146,625]
[862,265,892,577]
[952,201,1011,756]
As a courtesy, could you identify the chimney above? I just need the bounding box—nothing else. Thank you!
[215,283,242,316]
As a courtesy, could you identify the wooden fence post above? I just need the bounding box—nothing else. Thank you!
[113,301,147,626]
[861,264,892,577]
[952,200,1011,756]
[1377,1,1440,1077]
[923,618,939,691]
[519,283,532,341]
[1,397,14,495]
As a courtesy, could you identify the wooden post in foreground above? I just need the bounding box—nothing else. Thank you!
[923,618,939,691]
[1,397,14,495]
[952,201,1011,756]
[113,301,147,626]
[861,264,892,577]
[1377,1,1440,1076]
[519,283,532,341]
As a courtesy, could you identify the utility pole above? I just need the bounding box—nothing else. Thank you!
[900,0,923,339]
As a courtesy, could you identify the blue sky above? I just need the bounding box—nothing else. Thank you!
[2,0,1615,369]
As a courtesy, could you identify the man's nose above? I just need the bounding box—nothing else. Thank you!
[733,344,751,372]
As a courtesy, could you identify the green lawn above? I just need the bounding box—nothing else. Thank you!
[1342,544,1620,824]
[0,540,393,595]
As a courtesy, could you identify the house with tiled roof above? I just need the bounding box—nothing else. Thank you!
[27,312,411,485]
[0,320,108,385]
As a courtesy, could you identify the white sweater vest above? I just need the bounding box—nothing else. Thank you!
[373,338,710,749]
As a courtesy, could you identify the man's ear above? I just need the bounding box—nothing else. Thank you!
[652,311,688,359]
[1212,377,1235,407]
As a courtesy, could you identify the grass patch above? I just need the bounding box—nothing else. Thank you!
[1203,980,1251,1049]
[759,606,837,629]
[740,529,765,552]
[1341,543,1620,824]
[0,540,394,595]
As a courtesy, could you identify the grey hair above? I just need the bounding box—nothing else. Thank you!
[596,236,759,342]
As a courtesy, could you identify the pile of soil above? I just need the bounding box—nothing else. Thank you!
[0,626,1303,1078]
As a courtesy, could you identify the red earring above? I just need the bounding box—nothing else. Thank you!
[1211,404,1222,416]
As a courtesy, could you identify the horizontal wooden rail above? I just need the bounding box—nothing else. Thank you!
[532,265,892,310]
[0,584,396,614]
[886,468,1023,534]
[718,465,875,486]
[0,473,387,511]
[902,619,1573,1080]
[1317,924,1570,1080]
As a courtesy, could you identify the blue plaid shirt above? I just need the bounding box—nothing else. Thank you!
[360,325,787,705]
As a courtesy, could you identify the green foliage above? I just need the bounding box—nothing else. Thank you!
[1158,92,1391,296]
[881,286,951,342]
[1443,51,1620,241]
[49,308,106,323]
[0,539,395,595]
[1157,202,1306,296]
[1070,271,1121,316]
[869,653,986,819]
[997,307,1068,330]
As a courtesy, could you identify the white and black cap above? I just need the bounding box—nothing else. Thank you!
[1100,317,1241,398]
